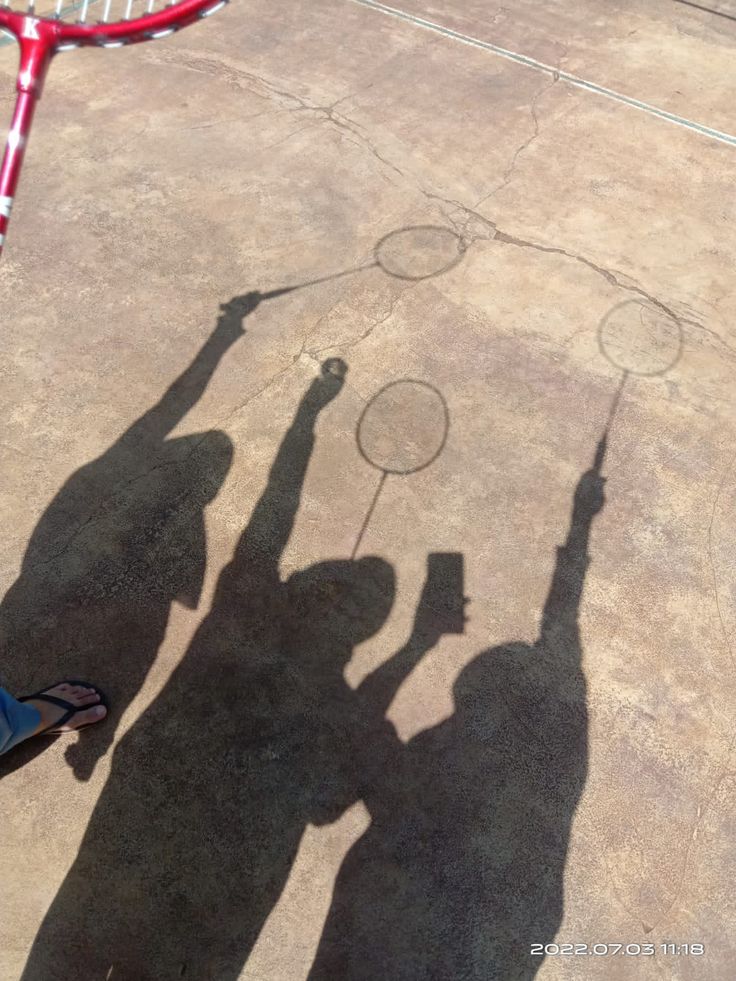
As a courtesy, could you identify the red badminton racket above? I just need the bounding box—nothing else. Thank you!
[0,0,228,256]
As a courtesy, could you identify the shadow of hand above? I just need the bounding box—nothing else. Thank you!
[214,292,261,342]
[574,469,606,516]
[304,358,348,410]
[64,739,103,783]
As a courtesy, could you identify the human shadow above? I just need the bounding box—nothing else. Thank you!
[309,437,607,980]
[21,359,436,980]
[2,219,466,774]
[0,297,254,780]
[2,221,462,780]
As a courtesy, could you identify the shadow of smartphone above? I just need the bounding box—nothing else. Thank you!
[417,552,467,636]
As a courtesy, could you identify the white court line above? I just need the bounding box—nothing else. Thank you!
[347,0,736,149]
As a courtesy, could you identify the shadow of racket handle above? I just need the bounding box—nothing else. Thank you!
[593,432,608,473]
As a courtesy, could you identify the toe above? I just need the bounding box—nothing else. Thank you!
[70,688,100,706]
[49,705,107,733]
[67,684,91,696]
[56,704,107,731]
[48,683,100,705]
[73,705,107,728]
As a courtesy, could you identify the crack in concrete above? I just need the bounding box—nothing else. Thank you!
[688,319,736,362]
[318,106,409,183]
[475,77,557,206]
[212,314,369,430]
[307,283,416,357]
[484,222,736,361]
[153,53,317,114]
[420,191,499,244]
[156,51,368,136]
[261,121,325,152]
[185,109,272,131]
[28,34,730,581]
[158,49,409,182]
[92,124,150,164]
[216,346,310,431]
[408,192,718,353]
[491,226,686,323]
[160,43,723,359]
[346,0,736,148]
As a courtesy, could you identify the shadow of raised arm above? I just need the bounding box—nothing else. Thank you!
[537,435,606,657]
[358,554,464,718]
[122,293,256,446]
[230,358,347,577]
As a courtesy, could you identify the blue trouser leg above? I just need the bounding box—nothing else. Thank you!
[0,686,41,755]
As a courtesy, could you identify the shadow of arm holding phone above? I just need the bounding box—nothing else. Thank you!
[310,433,607,981]
[358,552,467,719]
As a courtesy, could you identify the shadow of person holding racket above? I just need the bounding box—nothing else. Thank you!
[309,436,607,981]
[0,295,256,781]
[22,359,446,981]
[3,222,467,779]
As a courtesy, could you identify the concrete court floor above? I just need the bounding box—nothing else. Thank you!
[1,0,736,977]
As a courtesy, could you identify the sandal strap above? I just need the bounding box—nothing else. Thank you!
[18,692,75,711]
[17,692,76,734]
[15,681,107,738]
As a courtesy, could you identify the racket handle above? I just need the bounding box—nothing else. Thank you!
[0,90,38,257]
[0,40,52,258]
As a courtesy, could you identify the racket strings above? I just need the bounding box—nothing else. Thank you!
[3,0,184,23]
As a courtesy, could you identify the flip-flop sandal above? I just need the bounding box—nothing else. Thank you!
[18,680,109,737]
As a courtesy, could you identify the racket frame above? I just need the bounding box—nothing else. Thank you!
[0,0,227,254]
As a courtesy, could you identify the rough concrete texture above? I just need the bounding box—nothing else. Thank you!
[1,0,735,978]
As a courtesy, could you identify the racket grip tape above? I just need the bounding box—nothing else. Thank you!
[0,195,12,251]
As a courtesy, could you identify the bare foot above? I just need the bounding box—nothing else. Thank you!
[25,683,107,738]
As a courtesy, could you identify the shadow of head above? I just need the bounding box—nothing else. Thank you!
[451,640,587,742]
[450,642,571,740]
[159,430,234,611]
[286,557,395,655]
[453,644,534,719]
